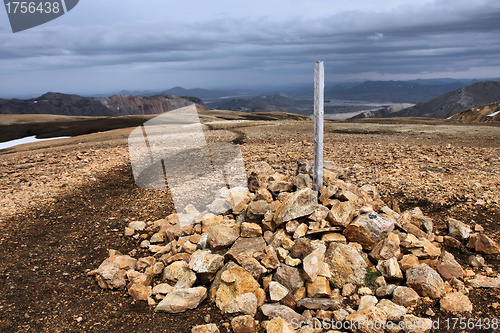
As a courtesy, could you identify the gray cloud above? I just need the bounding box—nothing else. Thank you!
[0,0,499,96]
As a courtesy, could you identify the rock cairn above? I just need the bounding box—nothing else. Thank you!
[89,161,500,333]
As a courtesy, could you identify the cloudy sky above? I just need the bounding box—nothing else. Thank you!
[1,0,500,97]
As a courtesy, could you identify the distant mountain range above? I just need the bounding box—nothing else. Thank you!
[215,94,312,114]
[0,92,209,117]
[327,80,466,103]
[105,79,497,103]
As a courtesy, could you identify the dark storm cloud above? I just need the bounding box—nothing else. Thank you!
[0,0,499,95]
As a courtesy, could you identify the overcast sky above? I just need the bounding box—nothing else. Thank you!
[1,0,500,97]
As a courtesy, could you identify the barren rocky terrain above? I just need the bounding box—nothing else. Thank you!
[0,114,499,332]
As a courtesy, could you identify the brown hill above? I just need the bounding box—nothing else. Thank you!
[450,101,500,122]
[0,92,209,117]
[388,81,500,119]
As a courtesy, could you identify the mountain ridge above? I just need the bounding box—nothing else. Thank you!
[450,101,500,122]
[387,81,500,119]
[0,92,209,117]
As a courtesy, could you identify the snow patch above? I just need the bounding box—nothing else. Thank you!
[0,136,71,150]
[487,110,499,117]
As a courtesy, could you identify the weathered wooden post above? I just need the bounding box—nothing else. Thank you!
[313,61,324,191]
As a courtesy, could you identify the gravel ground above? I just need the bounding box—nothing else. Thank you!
[0,116,499,332]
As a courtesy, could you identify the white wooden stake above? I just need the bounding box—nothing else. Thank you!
[313,61,324,191]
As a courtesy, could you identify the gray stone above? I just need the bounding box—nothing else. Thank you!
[302,245,326,282]
[343,212,395,250]
[406,264,444,299]
[192,324,220,333]
[369,232,400,261]
[345,307,387,333]
[466,274,500,288]
[188,250,224,274]
[273,188,318,225]
[376,299,407,322]
[274,264,305,293]
[327,200,356,227]
[155,287,207,313]
[359,295,378,310]
[447,217,472,240]
[436,251,464,280]
[231,315,256,333]
[224,292,258,316]
[325,243,368,288]
[467,233,500,255]
[376,257,403,280]
[296,298,341,310]
[440,292,473,313]
[207,225,240,250]
[269,281,290,302]
[260,303,305,323]
[392,286,420,307]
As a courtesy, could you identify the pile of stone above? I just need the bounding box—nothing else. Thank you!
[89,161,500,333]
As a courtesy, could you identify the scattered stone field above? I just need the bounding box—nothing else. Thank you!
[0,117,499,332]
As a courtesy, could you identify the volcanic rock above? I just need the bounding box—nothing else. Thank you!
[273,188,317,225]
[224,292,258,316]
[376,299,407,322]
[343,212,395,250]
[155,287,207,313]
[392,286,420,307]
[207,225,240,250]
[440,292,473,313]
[274,265,305,293]
[231,315,256,333]
[325,243,368,288]
[406,264,445,299]
[215,265,260,311]
[467,233,500,254]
